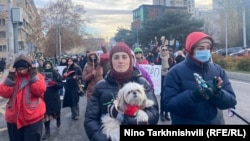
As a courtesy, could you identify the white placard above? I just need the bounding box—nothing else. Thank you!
[56,66,66,82]
[139,64,162,95]
[56,66,66,75]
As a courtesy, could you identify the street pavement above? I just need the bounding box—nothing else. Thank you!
[0,70,8,102]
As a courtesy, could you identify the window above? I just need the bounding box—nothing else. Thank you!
[0,31,6,38]
[0,5,6,12]
[16,0,22,4]
[0,45,7,52]
[0,19,5,26]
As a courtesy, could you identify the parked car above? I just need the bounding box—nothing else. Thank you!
[228,47,250,57]
[212,49,223,55]
[214,47,246,56]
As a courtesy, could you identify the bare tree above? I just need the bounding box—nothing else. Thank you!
[39,0,89,57]
[215,0,243,47]
[26,16,44,50]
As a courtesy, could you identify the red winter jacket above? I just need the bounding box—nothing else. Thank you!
[0,72,46,129]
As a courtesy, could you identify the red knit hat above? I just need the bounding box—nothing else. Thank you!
[110,42,132,60]
[109,42,133,84]
[185,32,214,55]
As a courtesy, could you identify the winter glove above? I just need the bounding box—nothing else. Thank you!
[7,71,15,81]
[193,86,210,100]
[48,80,56,86]
[29,67,37,78]
[107,100,124,122]
[205,76,223,96]
[108,103,118,118]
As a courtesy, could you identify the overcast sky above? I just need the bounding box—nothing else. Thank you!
[34,0,212,39]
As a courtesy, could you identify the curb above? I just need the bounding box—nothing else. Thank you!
[226,71,250,83]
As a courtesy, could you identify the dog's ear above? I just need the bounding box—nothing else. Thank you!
[117,88,126,113]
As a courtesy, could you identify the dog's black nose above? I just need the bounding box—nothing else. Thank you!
[133,92,137,97]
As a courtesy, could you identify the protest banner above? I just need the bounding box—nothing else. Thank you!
[139,64,161,95]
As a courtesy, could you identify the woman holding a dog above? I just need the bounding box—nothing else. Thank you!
[84,42,159,141]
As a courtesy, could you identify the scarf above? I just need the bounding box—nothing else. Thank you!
[160,54,169,76]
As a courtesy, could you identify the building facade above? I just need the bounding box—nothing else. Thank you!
[131,4,187,30]
[153,0,195,14]
[0,0,40,60]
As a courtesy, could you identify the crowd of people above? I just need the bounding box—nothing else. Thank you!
[0,31,237,141]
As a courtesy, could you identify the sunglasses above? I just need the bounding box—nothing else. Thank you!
[135,52,142,54]
[162,49,168,51]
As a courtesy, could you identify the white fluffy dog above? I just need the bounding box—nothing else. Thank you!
[101,82,154,141]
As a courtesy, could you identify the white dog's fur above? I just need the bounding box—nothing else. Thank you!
[101,82,154,141]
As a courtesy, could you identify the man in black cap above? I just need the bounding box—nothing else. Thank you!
[0,54,46,141]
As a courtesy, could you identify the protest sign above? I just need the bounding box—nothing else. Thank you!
[139,64,161,95]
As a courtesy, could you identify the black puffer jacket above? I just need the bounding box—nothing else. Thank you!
[84,67,159,141]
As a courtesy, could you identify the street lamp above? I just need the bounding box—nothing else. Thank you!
[242,0,249,48]
[136,28,139,44]
[225,11,228,56]
[217,1,229,56]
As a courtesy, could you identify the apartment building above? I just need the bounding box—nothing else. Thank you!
[0,1,7,58]
[153,0,195,14]
[131,4,187,30]
[0,0,40,59]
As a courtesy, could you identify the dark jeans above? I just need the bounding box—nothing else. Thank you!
[71,103,79,117]
[160,75,168,113]
[7,119,43,141]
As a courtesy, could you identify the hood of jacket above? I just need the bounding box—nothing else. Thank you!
[87,51,100,64]
[43,60,54,72]
[13,54,32,67]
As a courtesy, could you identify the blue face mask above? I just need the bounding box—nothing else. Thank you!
[194,50,211,62]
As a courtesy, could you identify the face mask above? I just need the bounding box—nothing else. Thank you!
[17,71,29,77]
[194,50,211,62]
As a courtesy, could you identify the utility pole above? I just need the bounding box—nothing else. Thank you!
[7,0,14,63]
[242,5,247,48]
[225,11,228,56]
[58,25,62,61]
[13,22,18,53]
[218,1,229,56]
[136,28,139,45]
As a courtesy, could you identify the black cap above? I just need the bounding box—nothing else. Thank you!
[13,60,31,68]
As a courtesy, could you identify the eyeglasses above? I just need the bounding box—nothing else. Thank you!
[135,52,142,54]
[162,49,168,51]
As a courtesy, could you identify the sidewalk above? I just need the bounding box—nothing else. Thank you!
[226,71,250,83]
[0,69,8,102]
